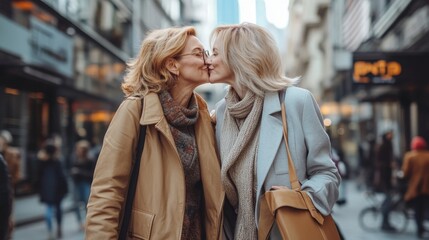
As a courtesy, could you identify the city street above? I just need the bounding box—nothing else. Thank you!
[11,180,427,240]
[332,180,425,240]
[12,212,84,240]
[12,193,84,240]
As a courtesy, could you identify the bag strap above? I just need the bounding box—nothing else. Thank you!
[279,90,301,190]
[118,98,147,240]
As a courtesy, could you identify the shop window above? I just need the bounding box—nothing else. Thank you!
[10,0,58,29]
[73,100,113,147]
[2,88,23,145]
[72,33,125,99]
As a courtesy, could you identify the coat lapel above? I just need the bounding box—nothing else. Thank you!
[256,91,283,198]
[140,92,178,156]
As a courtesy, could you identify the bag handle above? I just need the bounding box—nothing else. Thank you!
[118,98,147,240]
[280,91,301,190]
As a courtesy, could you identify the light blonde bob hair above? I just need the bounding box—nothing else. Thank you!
[210,23,298,96]
[122,26,196,96]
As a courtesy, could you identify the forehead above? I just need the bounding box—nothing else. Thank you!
[212,37,222,49]
[183,35,204,51]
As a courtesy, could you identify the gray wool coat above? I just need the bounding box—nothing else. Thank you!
[215,86,341,239]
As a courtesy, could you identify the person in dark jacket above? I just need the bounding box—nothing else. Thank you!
[374,131,396,231]
[0,154,12,240]
[70,140,94,230]
[37,142,68,239]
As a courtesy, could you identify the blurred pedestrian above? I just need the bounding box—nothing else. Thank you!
[374,130,396,231]
[0,130,21,239]
[70,140,94,231]
[402,136,429,238]
[357,134,376,190]
[0,130,21,188]
[332,147,348,206]
[86,26,224,239]
[37,141,68,239]
[88,138,102,162]
[0,154,13,240]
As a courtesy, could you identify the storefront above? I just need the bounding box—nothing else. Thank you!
[326,51,429,173]
[352,52,429,151]
[0,1,128,195]
[324,0,429,175]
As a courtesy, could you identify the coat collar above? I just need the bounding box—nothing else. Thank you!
[262,91,281,115]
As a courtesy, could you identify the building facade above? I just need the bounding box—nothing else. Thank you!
[0,0,195,195]
[284,0,332,100]
[286,0,429,172]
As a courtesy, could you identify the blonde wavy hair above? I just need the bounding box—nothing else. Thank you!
[210,23,298,96]
[122,26,196,96]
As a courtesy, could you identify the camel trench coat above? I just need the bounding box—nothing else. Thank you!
[86,93,224,239]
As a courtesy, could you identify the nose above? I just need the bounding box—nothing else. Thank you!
[205,56,213,64]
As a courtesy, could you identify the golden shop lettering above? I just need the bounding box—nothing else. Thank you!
[353,60,402,83]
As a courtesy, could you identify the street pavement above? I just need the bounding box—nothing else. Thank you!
[333,180,427,240]
[12,212,84,240]
[12,194,84,240]
[11,179,428,239]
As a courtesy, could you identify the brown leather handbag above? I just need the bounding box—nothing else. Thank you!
[258,100,340,240]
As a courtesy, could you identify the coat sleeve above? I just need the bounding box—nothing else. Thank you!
[298,90,341,215]
[85,99,141,240]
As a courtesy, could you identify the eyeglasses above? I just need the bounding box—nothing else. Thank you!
[176,50,210,62]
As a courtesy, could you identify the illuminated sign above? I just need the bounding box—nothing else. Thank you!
[353,60,402,84]
[352,52,429,85]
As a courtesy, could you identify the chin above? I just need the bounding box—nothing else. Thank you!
[209,78,223,84]
[208,75,218,83]
[202,75,210,83]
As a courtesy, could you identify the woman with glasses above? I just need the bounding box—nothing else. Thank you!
[207,23,340,239]
[86,26,224,239]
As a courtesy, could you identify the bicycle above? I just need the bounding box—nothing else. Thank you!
[358,182,413,233]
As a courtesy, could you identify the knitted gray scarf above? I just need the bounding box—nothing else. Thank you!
[220,89,263,240]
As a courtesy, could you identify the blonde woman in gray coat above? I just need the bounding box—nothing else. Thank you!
[207,23,341,240]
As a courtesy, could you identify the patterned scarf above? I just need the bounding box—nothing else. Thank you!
[220,89,264,240]
[158,90,203,239]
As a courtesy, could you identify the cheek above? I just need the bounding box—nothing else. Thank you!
[213,57,222,66]
[190,61,205,70]
[215,62,228,75]
[181,62,202,73]
[181,62,207,78]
